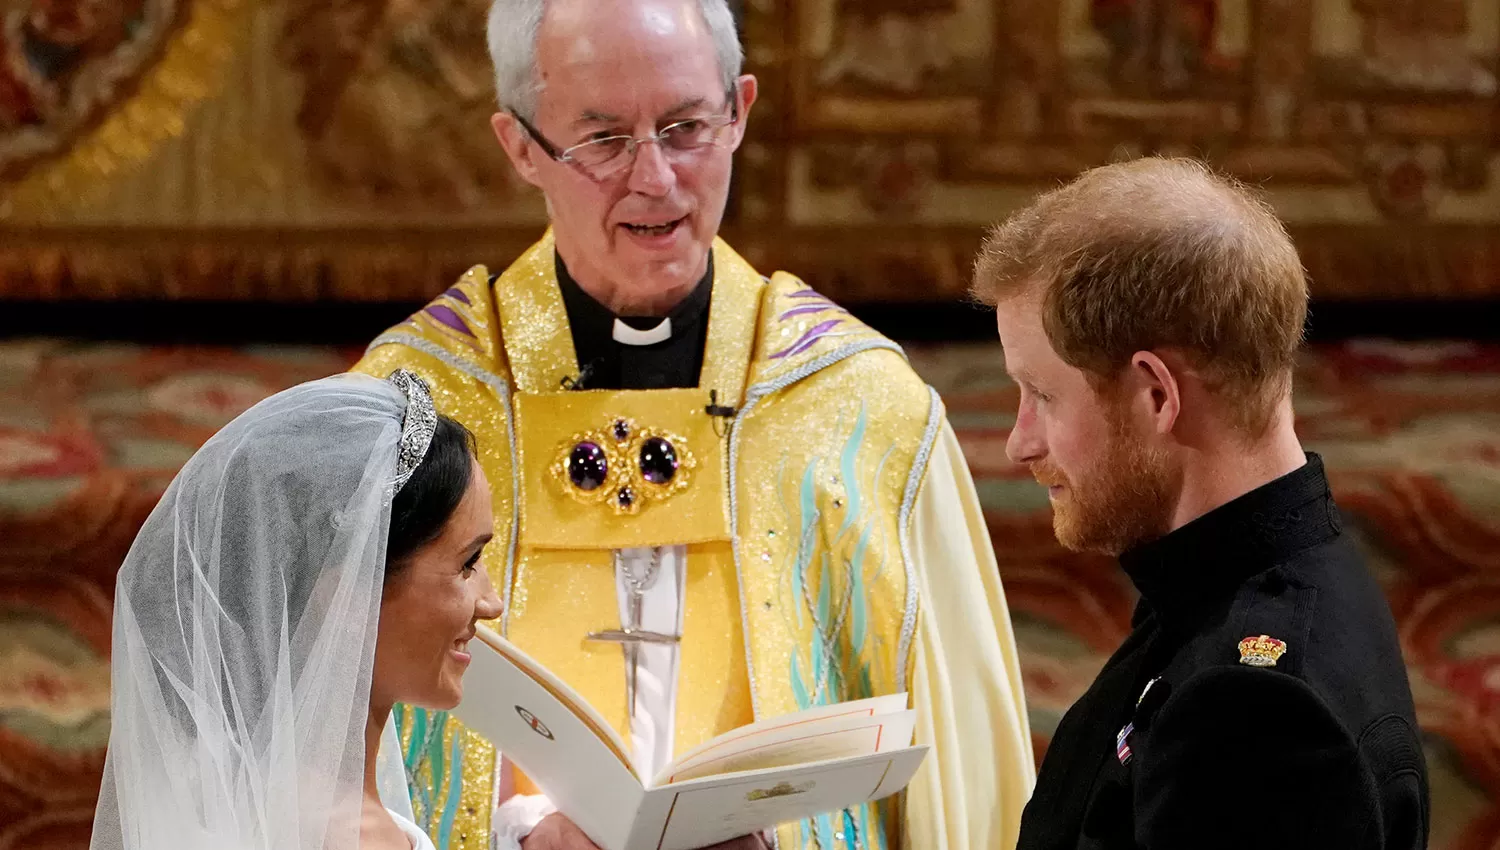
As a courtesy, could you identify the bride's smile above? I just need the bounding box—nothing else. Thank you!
[373,456,500,713]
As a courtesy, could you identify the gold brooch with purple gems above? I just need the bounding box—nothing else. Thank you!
[554,417,695,515]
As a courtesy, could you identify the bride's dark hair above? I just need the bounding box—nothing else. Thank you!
[387,414,478,570]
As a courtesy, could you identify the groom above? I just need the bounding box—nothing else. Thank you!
[976,157,1428,850]
[353,0,1034,847]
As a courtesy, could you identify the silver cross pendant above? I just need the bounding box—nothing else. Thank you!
[585,574,680,712]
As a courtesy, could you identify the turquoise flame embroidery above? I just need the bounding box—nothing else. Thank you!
[776,403,895,850]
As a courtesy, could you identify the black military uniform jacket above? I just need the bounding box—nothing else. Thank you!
[1016,454,1429,850]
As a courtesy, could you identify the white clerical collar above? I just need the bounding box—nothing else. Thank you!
[612,318,673,346]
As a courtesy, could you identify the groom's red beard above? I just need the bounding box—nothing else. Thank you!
[1031,407,1179,556]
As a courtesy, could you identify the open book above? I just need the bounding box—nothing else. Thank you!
[453,625,928,850]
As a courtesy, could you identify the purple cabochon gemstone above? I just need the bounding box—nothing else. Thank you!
[568,442,608,491]
[639,437,678,485]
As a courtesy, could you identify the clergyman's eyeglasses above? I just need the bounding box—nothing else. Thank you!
[512,85,741,181]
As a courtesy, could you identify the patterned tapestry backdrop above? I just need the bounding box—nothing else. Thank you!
[2,0,1500,302]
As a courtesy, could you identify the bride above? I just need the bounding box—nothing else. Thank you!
[89,370,503,850]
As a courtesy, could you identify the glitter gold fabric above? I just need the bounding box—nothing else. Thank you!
[354,232,933,850]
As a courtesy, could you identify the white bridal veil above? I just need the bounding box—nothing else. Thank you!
[91,372,430,850]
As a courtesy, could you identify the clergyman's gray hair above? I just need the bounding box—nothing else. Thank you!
[486,0,744,120]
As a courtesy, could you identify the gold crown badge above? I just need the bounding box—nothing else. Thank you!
[1237,634,1287,668]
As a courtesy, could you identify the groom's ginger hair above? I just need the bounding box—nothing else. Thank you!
[971,157,1308,436]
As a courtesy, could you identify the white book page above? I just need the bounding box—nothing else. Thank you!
[657,710,917,786]
[473,626,634,769]
[454,626,643,850]
[659,693,909,783]
[627,747,929,850]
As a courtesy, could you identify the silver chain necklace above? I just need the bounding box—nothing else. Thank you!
[618,546,665,610]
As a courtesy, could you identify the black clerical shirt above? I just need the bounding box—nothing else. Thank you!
[1017,454,1428,850]
[556,253,712,391]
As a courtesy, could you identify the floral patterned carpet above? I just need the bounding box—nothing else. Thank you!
[2,337,1499,849]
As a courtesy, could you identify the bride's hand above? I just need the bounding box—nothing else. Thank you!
[520,814,603,850]
[696,836,771,849]
[519,815,768,850]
